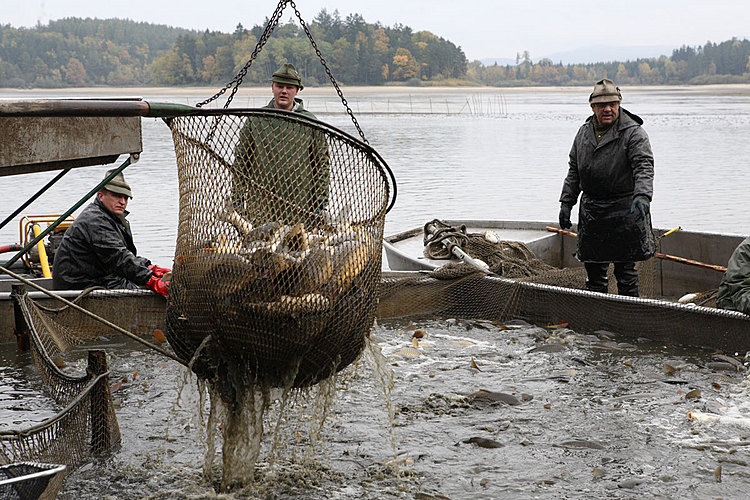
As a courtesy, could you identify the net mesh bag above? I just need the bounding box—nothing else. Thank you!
[164,110,390,389]
[378,222,750,354]
[1,292,121,469]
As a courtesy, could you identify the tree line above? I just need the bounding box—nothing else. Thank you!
[0,12,467,88]
[1,14,749,88]
[470,39,750,86]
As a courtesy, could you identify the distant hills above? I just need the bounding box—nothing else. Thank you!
[481,44,677,66]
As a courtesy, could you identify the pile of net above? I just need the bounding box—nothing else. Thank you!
[422,219,659,296]
[164,110,391,391]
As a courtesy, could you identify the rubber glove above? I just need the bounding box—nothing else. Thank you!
[146,275,169,297]
[630,196,650,221]
[148,264,172,278]
[558,204,573,230]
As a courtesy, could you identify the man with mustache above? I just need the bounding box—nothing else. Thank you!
[558,79,655,296]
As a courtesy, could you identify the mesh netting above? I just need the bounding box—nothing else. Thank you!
[164,110,389,389]
[378,223,750,354]
[0,462,66,500]
[1,292,121,469]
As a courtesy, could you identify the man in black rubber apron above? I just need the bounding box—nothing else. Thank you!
[558,79,655,296]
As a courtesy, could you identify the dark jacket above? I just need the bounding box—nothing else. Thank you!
[52,197,152,290]
[232,98,330,225]
[717,235,750,314]
[560,109,656,262]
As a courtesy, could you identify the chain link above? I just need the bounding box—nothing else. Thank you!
[195,0,368,144]
[289,1,368,144]
[196,0,289,109]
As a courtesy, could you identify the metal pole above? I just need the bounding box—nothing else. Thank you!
[0,169,70,232]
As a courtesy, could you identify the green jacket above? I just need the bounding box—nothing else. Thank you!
[717,236,750,315]
[233,98,329,226]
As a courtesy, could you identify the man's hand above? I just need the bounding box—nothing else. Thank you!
[146,275,168,297]
[630,196,650,221]
[558,204,573,230]
[148,264,172,278]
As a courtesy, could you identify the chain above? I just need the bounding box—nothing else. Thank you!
[290,1,368,144]
[196,0,368,144]
[196,0,290,109]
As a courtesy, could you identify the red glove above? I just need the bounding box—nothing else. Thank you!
[146,275,169,297]
[148,264,172,278]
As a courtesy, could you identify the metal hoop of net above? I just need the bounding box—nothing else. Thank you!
[163,109,391,389]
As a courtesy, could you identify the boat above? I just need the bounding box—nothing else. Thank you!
[379,219,750,354]
[0,462,66,500]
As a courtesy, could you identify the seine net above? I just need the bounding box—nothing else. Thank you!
[1,291,121,469]
[377,222,750,355]
[164,110,391,390]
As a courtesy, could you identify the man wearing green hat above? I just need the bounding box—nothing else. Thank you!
[52,169,170,295]
[558,78,655,296]
[232,62,329,225]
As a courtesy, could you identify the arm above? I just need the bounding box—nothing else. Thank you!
[559,139,582,207]
[90,224,153,286]
[627,127,654,201]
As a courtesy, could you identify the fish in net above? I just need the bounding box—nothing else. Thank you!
[163,110,392,395]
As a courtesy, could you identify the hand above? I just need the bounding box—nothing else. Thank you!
[146,275,169,297]
[558,204,573,230]
[630,196,650,221]
[148,264,172,278]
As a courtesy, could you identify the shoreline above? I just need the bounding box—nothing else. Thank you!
[2,83,750,97]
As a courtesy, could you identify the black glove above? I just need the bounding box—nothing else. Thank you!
[630,196,650,221]
[558,204,572,230]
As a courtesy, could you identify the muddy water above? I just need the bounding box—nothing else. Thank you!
[3,316,748,499]
[2,86,750,497]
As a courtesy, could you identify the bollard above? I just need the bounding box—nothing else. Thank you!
[11,283,30,350]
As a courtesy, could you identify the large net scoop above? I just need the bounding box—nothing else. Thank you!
[163,109,391,388]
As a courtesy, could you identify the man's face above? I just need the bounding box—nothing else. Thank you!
[271,82,300,110]
[98,189,129,216]
[591,101,620,126]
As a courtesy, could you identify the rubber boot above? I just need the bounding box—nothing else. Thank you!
[614,262,639,297]
[584,262,609,294]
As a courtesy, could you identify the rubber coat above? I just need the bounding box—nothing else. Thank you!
[560,108,656,262]
[52,198,152,290]
[717,235,750,314]
[233,98,330,225]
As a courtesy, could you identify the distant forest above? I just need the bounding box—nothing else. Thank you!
[1,13,750,88]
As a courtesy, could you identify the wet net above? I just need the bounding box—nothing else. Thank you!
[0,291,121,468]
[378,221,750,355]
[0,462,66,500]
[164,110,391,390]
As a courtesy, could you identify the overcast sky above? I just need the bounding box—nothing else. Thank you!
[3,0,749,61]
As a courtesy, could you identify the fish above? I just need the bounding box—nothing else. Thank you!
[462,436,504,448]
[220,210,254,238]
[469,390,521,406]
[327,239,371,293]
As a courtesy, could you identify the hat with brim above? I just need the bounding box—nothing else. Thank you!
[589,78,622,104]
[271,63,303,90]
[103,169,133,198]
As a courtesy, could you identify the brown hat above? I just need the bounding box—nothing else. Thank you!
[102,169,132,198]
[271,63,303,90]
[589,78,622,104]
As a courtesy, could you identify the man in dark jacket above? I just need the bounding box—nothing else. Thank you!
[558,79,655,296]
[232,62,329,225]
[717,235,750,314]
[52,169,169,295]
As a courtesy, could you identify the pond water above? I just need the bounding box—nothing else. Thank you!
[1,85,750,498]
